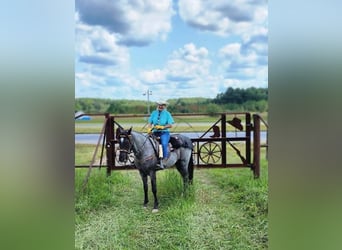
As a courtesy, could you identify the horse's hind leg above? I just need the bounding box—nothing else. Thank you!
[140,172,149,208]
[150,170,159,212]
[175,161,190,191]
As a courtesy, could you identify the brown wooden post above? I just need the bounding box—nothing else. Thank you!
[221,113,226,166]
[105,113,114,176]
[246,113,251,165]
[252,114,260,178]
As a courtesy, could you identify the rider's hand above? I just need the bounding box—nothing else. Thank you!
[147,127,153,134]
[154,125,165,130]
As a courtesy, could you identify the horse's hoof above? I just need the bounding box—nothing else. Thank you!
[152,209,159,213]
[143,206,148,209]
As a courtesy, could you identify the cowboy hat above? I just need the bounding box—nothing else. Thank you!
[156,100,169,105]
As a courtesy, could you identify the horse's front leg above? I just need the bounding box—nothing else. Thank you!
[150,170,159,212]
[140,171,149,208]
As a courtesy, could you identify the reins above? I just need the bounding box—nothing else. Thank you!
[119,132,154,157]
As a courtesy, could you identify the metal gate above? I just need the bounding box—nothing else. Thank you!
[75,112,268,178]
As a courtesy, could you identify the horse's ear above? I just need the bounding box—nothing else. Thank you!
[116,127,122,139]
[128,127,132,134]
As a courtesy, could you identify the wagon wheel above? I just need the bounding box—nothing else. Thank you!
[199,142,222,164]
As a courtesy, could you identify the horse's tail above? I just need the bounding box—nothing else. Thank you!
[188,153,194,184]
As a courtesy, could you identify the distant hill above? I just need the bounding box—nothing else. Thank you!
[75,87,268,114]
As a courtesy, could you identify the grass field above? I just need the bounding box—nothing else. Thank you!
[75,151,268,249]
[75,112,268,249]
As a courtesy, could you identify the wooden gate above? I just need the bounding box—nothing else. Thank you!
[75,112,268,178]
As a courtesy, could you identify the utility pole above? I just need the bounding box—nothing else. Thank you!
[143,89,152,114]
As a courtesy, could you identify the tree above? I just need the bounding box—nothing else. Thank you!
[213,87,268,110]
[205,103,222,116]
[106,102,125,114]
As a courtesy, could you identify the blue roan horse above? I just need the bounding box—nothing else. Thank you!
[117,127,194,212]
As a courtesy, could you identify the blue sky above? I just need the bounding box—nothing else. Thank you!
[75,0,268,101]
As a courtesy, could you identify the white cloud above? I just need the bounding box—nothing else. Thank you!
[136,43,223,99]
[75,1,268,100]
[75,18,130,67]
[75,14,140,98]
[166,43,211,79]
[178,0,267,36]
[76,0,174,46]
[219,43,241,57]
[216,26,268,87]
[138,43,212,87]
[140,69,166,83]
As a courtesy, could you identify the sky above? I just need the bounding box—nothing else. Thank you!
[75,0,268,101]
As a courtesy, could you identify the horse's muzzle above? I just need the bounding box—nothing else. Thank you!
[118,150,129,162]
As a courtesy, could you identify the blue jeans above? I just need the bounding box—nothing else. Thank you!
[153,131,170,158]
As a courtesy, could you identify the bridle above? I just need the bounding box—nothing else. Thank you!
[118,133,133,155]
[117,130,156,160]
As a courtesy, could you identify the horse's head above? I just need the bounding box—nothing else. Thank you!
[116,127,133,163]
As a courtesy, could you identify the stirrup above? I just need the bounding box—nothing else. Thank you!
[156,159,164,169]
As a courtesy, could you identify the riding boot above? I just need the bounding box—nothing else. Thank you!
[156,158,164,169]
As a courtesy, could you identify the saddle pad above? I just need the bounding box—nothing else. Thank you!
[169,134,192,149]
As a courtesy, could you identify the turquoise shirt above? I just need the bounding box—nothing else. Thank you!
[148,109,174,132]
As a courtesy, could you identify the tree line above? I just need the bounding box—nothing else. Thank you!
[75,87,268,114]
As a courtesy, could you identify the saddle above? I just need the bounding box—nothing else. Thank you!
[169,134,192,149]
[150,134,192,158]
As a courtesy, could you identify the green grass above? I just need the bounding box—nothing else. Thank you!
[75,144,104,165]
[75,154,268,249]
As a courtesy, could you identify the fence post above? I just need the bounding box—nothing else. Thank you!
[252,114,260,178]
[105,113,114,176]
[221,113,227,166]
[246,113,251,165]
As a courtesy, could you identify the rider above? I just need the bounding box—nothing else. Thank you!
[147,100,174,169]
